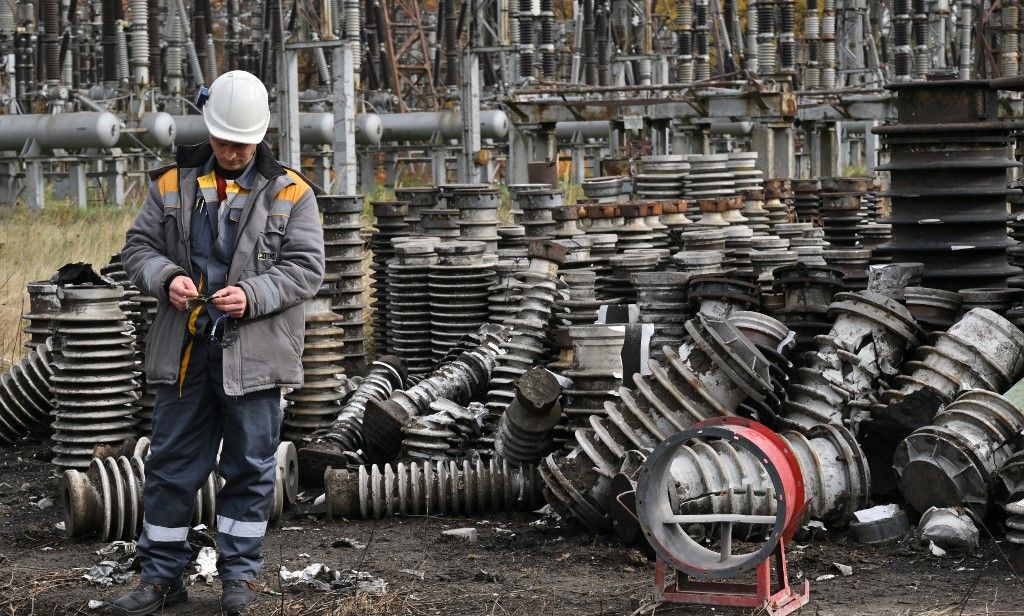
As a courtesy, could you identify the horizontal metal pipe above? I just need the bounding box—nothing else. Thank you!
[0,112,123,150]
[171,112,384,146]
[116,112,176,148]
[378,110,510,141]
[554,120,611,140]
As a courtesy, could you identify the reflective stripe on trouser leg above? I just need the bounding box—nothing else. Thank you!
[138,341,222,585]
[211,352,282,581]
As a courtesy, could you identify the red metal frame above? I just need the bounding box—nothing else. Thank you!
[648,417,811,615]
[654,539,810,615]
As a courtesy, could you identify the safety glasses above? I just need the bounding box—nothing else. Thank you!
[208,314,240,349]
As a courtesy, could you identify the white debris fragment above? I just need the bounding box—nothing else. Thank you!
[832,563,854,577]
[280,526,304,531]
[36,496,54,509]
[853,504,901,524]
[87,599,106,610]
[441,527,478,541]
[188,547,218,584]
[815,574,836,582]
[919,507,979,552]
[929,541,947,557]
[54,521,66,531]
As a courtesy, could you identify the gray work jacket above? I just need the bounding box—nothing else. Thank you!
[122,142,326,396]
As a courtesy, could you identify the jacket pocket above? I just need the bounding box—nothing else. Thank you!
[161,206,181,251]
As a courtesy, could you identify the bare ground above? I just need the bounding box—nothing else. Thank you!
[2,440,1023,616]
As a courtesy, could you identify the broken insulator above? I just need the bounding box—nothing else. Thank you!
[494,367,563,466]
[0,337,56,446]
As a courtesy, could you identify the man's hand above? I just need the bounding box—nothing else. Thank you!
[168,276,199,311]
[211,286,248,318]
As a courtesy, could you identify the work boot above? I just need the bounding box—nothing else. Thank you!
[220,579,258,615]
[111,579,188,616]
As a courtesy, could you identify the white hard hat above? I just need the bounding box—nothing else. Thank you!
[203,71,270,144]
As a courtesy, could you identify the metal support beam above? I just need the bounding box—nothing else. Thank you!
[459,50,482,183]
[332,42,357,194]
[277,47,301,168]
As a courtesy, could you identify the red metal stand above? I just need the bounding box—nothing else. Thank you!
[653,539,810,616]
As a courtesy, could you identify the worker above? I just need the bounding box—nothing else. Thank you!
[115,70,325,616]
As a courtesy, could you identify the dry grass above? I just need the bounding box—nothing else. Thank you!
[0,202,139,368]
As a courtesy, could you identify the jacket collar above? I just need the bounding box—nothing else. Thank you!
[175,141,286,183]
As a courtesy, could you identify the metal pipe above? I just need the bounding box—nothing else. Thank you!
[0,112,123,150]
[378,109,509,141]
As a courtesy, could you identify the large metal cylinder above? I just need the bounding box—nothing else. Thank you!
[171,113,383,146]
[378,110,510,141]
[0,113,123,150]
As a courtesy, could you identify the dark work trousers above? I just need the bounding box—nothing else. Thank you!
[137,337,282,584]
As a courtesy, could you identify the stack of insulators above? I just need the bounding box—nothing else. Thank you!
[636,155,689,200]
[429,241,497,361]
[605,253,659,304]
[101,253,157,435]
[489,248,529,326]
[633,272,690,361]
[763,178,792,229]
[283,296,347,443]
[320,195,369,376]
[23,281,59,349]
[820,176,869,248]
[791,179,822,224]
[393,187,438,236]
[615,203,657,251]
[517,188,561,241]
[50,285,138,469]
[370,201,410,355]
[388,240,440,376]
[421,209,461,241]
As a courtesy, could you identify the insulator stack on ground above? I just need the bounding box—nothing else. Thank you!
[781,291,923,429]
[605,253,659,303]
[615,203,656,251]
[661,201,693,244]
[790,232,829,265]
[636,155,689,200]
[688,274,760,319]
[100,254,156,434]
[740,189,771,235]
[320,195,369,376]
[428,242,498,361]
[361,325,508,463]
[402,399,486,460]
[641,203,671,249]
[557,269,602,326]
[420,208,461,241]
[581,176,627,204]
[560,325,624,426]
[282,296,348,443]
[774,262,844,350]
[859,223,892,264]
[494,368,562,465]
[667,420,868,527]
[723,226,754,270]
[883,308,1024,405]
[681,228,727,253]
[393,187,438,236]
[686,154,735,215]
[554,236,594,273]
[895,387,1024,517]
[497,224,528,251]
[370,201,410,355]
[999,449,1024,544]
[49,286,139,469]
[542,314,774,531]
[672,249,725,275]
[958,288,1022,319]
[324,457,543,520]
[297,357,406,486]
[904,287,962,332]
[517,188,561,241]
[750,245,798,292]
[553,205,584,238]
[763,179,792,230]
[824,249,871,291]
[387,240,440,376]
[876,79,1021,289]
[863,177,884,221]
[0,338,56,446]
[453,187,502,253]
[586,233,618,297]
[790,181,819,225]
[820,176,869,248]
[61,440,292,539]
[23,281,60,349]
[581,203,621,235]
[728,152,763,193]
[633,272,691,361]
[484,242,565,416]
[489,248,529,325]
[775,222,814,243]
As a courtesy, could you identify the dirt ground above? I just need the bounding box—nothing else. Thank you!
[2,440,1023,616]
